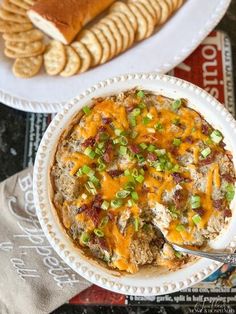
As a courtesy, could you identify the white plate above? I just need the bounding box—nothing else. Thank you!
[0,0,231,113]
[33,73,236,296]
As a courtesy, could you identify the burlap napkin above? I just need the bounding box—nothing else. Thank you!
[0,167,91,314]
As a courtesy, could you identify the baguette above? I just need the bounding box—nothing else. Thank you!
[27,0,115,44]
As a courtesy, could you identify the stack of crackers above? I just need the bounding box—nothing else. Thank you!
[0,0,184,78]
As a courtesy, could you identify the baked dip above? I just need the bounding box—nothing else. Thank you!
[51,89,235,274]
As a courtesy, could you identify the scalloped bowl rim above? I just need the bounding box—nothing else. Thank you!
[33,73,236,296]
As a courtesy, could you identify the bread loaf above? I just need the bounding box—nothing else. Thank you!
[27,0,115,44]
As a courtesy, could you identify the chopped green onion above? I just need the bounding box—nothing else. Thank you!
[155,149,166,156]
[124,169,130,176]
[154,122,163,131]
[154,162,165,172]
[84,147,96,159]
[90,176,100,187]
[124,181,135,191]
[98,142,105,149]
[132,108,141,116]
[111,199,123,208]
[131,131,138,139]
[131,191,139,201]
[76,168,83,177]
[119,136,128,145]
[99,216,109,228]
[116,190,130,199]
[192,127,196,133]
[85,182,97,195]
[113,138,120,144]
[142,116,151,125]
[119,145,127,156]
[192,214,202,225]
[137,90,145,98]
[147,128,155,133]
[171,164,180,172]
[173,138,182,146]
[134,217,139,231]
[168,206,179,219]
[94,228,104,237]
[132,168,139,178]
[147,144,156,152]
[175,251,183,259]
[83,106,91,115]
[140,143,148,150]
[81,193,88,200]
[97,163,106,171]
[128,199,135,207]
[95,148,103,155]
[147,113,153,120]
[101,200,110,210]
[225,184,235,201]
[80,232,90,245]
[136,175,144,183]
[191,195,201,209]
[173,118,180,125]
[136,154,145,163]
[81,165,92,175]
[210,130,223,144]
[140,168,145,175]
[99,132,109,141]
[115,128,123,136]
[176,224,186,232]
[201,147,211,158]
[138,102,146,109]
[129,116,136,127]
[172,99,182,110]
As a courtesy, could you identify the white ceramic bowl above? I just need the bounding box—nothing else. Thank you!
[33,73,236,296]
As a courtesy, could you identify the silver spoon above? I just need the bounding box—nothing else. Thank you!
[155,226,236,265]
[171,242,236,266]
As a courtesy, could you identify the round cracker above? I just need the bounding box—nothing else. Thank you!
[112,12,135,48]
[176,0,184,9]
[0,20,32,33]
[60,46,81,77]
[0,8,29,23]
[13,55,42,78]
[77,29,102,67]
[97,20,119,57]
[158,0,171,24]
[134,2,155,38]
[91,27,111,64]
[110,1,138,33]
[109,14,130,52]
[4,45,44,58]
[165,0,174,13]
[129,0,157,25]
[2,0,27,16]
[151,0,162,25]
[43,40,66,75]
[24,0,35,5]
[3,29,43,42]
[9,0,30,10]
[71,41,91,73]
[128,3,148,41]
[5,40,44,54]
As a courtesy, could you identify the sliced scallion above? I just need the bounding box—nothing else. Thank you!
[173,138,182,146]
[116,190,130,199]
[84,147,96,159]
[154,122,163,131]
[201,147,211,158]
[140,143,147,150]
[225,184,235,201]
[132,108,141,116]
[111,199,123,208]
[135,175,144,183]
[119,145,127,156]
[80,232,90,245]
[82,106,91,115]
[191,195,201,209]
[192,214,201,225]
[101,200,110,210]
[137,90,145,98]
[134,217,139,231]
[142,116,151,125]
[131,191,139,201]
[94,228,104,237]
[147,144,156,152]
[172,99,182,110]
[176,224,185,232]
[210,130,223,144]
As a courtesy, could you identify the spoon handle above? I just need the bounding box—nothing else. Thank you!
[172,244,236,266]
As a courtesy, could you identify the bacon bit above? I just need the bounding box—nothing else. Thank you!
[193,207,205,216]
[107,211,115,221]
[126,105,136,113]
[198,152,216,166]
[224,209,232,218]
[102,117,112,125]
[169,146,178,156]
[107,169,124,177]
[171,172,183,183]
[103,141,114,163]
[85,206,101,227]
[185,136,194,144]
[96,237,109,251]
[142,165,148,171]
[98,126,107,132]
[213,199,223,211]
[221,173,236,183]
[75,204,88,214]
[92,194,103,210]
[142,185,150,193]
[201,124,210,135]
[173,189,188,209]
[147,153,157,161]
[128,144,140,154]
[184,177,192,183]
[219,141,226,148]
[82,136,96,147]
